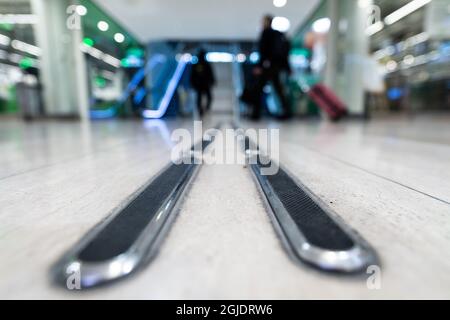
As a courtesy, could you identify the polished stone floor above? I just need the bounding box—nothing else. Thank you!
[0,112,449,299]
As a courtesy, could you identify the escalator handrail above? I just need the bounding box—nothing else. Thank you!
[119,54,166,104]
[142,53,191,119]
[89,54,166,119]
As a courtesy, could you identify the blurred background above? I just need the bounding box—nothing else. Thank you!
[0,0,447,121]
[1,0,450,300]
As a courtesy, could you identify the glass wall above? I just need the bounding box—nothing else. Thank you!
[0,0,41,118]
[291,0,450,118]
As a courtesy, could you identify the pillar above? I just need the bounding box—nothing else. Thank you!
[31,0,89,119]
[325,0,371,116]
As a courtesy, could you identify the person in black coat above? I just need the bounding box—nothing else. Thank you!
[253,15,291,120]
[190,49,216,117]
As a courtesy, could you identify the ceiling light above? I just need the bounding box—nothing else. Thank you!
[403,54,415,65]
[114,33,125,43]
[404,32,429,48]
[11,40,41,56]
[0,34,11,46]
[0,14,38,24]
[0,49,8,59]
[76,5,87,16]
[366,21,384,36]
[249,52,260,63]
[9,53,22,63]
[373,45,395,60]
[102,54,121,68]
[312,17,330,33]
[273,0,287,8]
[97,21,109,32]
[205,52,234,63]
[384,0,432,26]
[190,56,198,64]
[272,16,291,32]
[89,47,104,59]
[80,42,121,68]
[386,60,398,72]
[236,53,247,63]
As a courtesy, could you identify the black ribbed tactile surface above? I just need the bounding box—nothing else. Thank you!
[79,163,194,262]
[264,168,355,251]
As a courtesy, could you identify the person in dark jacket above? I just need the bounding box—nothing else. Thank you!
[190,49,216,117]
[253,15,291,120]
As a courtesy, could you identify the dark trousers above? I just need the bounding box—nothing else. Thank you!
[253,66,290,119]
[195,87,212,116]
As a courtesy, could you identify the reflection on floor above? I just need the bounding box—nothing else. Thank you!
[0,113,449,299]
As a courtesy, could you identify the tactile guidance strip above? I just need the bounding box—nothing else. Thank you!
[53,138,214,289]
[245,137,378,273]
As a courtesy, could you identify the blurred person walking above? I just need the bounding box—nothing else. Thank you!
[190,49,216,117]
[253,14,291,120]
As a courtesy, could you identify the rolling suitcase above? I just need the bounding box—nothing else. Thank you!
[308,84,347,121]
[240,77,261,119]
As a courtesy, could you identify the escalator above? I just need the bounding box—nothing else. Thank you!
[89,48,193,120]
[142,53,192,119]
